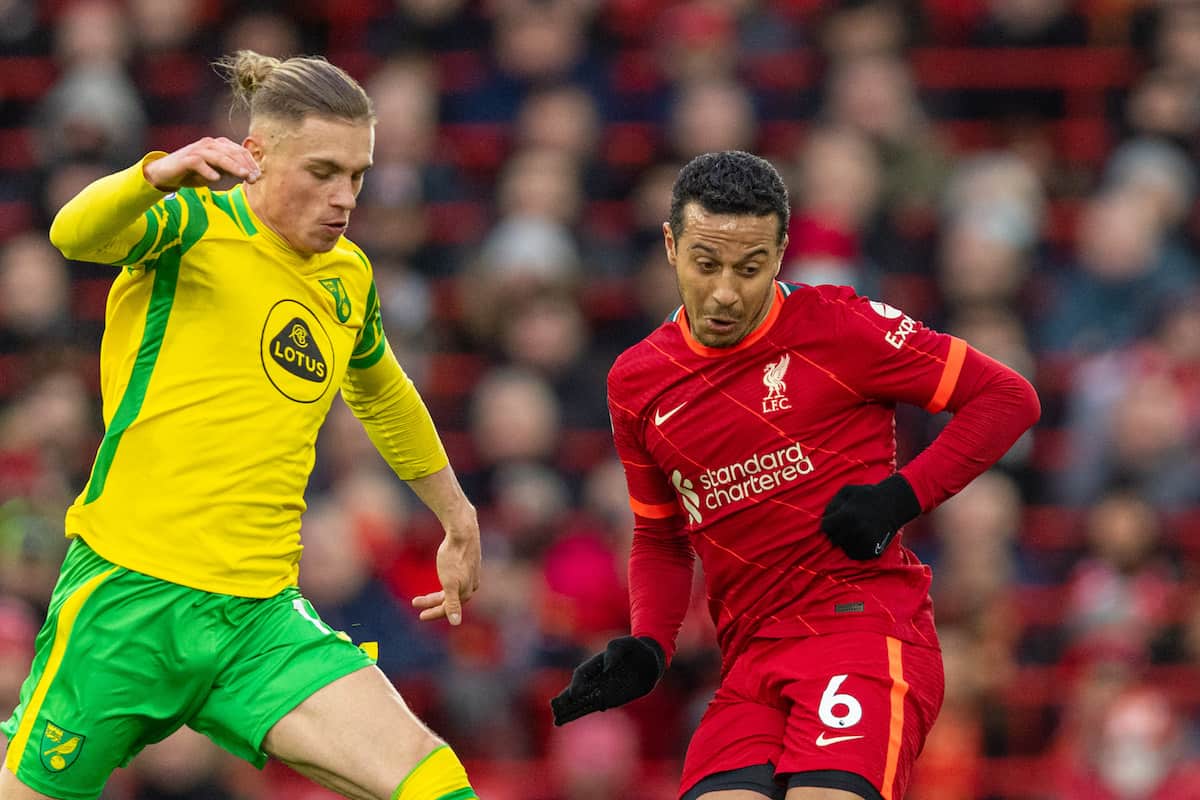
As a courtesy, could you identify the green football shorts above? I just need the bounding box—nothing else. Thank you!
[1,537,376,800]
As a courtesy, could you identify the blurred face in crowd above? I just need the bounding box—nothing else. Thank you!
[244,115,374,257]
[665,203,786,348]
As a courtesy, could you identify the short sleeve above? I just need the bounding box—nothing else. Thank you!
[828,290,967,413]
[349,280,387,370]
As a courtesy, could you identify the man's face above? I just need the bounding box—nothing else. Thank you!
[245,116,374,257]
[664,202,785,348]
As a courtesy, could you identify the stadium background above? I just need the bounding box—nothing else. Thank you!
[2,0,1200,797]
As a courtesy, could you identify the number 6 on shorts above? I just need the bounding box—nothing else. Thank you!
[818,674,863,729]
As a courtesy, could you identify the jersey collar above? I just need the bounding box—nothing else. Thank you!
[676,282,784,358]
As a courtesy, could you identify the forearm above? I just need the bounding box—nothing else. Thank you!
[49,152,167,262]
[629,521,694,666]
[900,347,1041,511]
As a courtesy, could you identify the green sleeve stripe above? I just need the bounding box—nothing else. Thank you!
[434,790,477,800]
[230,185,257,235]
[116,208,160,266]
[209,191,246,235]
[351,281,382,357]
[83,189,209,503]
[351,249,369,271]
[348,337,387,369]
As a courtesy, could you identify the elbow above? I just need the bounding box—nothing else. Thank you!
[1017,373,1042,431]
[48,213,82,261]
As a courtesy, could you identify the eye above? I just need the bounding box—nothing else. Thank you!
[309,169,332,180]
[695,259,717,271]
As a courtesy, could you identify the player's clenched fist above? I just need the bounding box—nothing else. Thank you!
[143,136,261,192]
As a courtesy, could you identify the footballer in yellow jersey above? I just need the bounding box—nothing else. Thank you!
[1,52,478,800]
[54,153,429,598]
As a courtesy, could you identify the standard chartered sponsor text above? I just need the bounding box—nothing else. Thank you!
[698,443,814,509]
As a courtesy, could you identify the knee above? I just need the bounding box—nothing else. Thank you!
[392,744,475,800]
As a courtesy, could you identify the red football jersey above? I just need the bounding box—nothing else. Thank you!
[609,282,965,666]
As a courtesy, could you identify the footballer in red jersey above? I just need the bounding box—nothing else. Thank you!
[551,151,1040,800]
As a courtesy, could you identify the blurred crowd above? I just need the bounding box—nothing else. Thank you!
[2,0,1200,798]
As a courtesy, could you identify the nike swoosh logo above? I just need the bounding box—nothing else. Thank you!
[654,402,687,426]
[815,732,865,747]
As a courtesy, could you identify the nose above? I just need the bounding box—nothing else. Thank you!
[710,275,739,308]
[332,177,357,211]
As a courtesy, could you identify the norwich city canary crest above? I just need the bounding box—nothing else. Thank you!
[40,721,84,772]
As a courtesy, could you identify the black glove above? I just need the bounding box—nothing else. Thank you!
[821,474,921,560]
[550,636,665,725]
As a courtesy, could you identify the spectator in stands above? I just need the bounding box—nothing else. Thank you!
[466,366,563,502]
[1122,67,1200,149]
[1055,684,1200,799]
[969,0,1088,48]
[356,55,468,275]
[497,147,585,228]
[817,0,924,61]
[515,85,601,164]
[1103,136,1197,266]
[497,292,609,429]
[941,151,1046,255]
[1058,294,1200,506]
[1037,186,1197,355]
[299,497,448,680]
[129,726,238,800]
[0,234,71,358]
[53,0,131,70]
[546,711,643,800]
[924,470,1029,628]
[458,215,582,349]
[1142,1,1200,78]
[937,208,1033,317]
[654,3,739,86]
[782,124,882,292]
[446,0,606,123]
[822,53,952,268]
[220,10,303,60]
[0,599,36,718]
[666,78,758,160]
[367,0,488,54]
[1062,487,1180,663]
[906,626,986,800]
[128,0,202,54]
[0,370,99,501]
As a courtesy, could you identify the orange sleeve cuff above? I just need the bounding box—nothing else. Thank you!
[628,496,679,519]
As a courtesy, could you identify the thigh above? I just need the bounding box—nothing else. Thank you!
[190,588,378,770]
[680,643,790,800]
[776,634,944,800]
[1,541,207,800]
[261,665,440,800]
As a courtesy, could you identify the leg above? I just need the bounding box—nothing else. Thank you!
[261,665,444,800]
[0,767,57,800]
[785,790,865,800]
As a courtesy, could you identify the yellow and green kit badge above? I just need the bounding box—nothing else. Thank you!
[41,722,84,772]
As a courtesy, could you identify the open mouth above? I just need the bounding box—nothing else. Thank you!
[320,222,347,235]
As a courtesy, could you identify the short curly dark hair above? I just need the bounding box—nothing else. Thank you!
[669,151,790,245]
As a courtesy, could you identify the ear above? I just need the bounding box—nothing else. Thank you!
[774,232,788,277]
[663,222,677,266]
[242,133,265,165]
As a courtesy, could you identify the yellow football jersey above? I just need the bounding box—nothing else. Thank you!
[49,154,448,597]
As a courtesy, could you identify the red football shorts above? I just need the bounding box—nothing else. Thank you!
[680,631,944,800]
